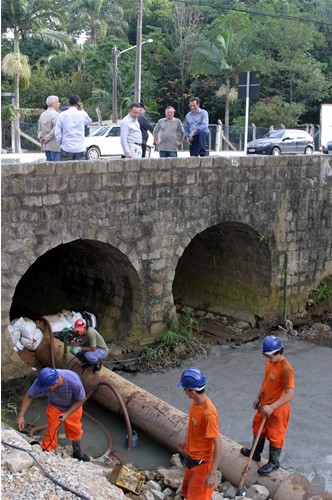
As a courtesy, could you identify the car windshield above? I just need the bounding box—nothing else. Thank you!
[89,126,110,137]
[263,130,285,139]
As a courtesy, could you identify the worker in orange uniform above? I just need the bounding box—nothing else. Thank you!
[240,336,295,475]
[17,367,90,461]
[177,368,222,499]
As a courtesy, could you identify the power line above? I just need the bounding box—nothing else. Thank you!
[171,0,332,27]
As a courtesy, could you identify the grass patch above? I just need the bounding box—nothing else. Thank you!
[139,307,209,371]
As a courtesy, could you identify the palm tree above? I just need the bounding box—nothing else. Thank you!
[1,0,72,152]
[189,28,263,143]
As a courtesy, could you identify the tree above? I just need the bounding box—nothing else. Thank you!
[189,28,264,141]
[1,0,71,152]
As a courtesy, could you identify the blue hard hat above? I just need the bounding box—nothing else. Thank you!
[262,335,283,355]
[35,368,59,391]
[177,368,206,390]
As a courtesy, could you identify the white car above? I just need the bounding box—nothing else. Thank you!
[85,124,154,159]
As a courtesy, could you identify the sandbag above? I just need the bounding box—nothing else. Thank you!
[8,317,43,352]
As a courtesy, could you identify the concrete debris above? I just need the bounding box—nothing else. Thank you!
[246,483,270,499]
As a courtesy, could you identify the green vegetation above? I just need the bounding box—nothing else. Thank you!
[1,402,18,426]
[139,307,209,371]
[1,0,332,151]
[311,279,332,306]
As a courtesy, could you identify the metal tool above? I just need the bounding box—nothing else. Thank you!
[236,416,267,496]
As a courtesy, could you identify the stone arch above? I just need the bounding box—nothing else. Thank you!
[9,239,143,343]
[172,221,272,325]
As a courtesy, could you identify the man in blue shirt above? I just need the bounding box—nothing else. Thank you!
[55,94,92,161]
[184,97,209,157]
[17,367,89,461]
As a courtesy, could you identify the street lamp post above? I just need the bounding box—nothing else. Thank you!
[112,39,153,123]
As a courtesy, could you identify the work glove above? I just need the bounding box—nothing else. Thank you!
[70,346,82,355]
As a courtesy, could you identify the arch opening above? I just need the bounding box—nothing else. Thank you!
[173,222,272,329]
[9,239,143,344]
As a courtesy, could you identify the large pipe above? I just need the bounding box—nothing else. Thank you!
[35,337,332,499]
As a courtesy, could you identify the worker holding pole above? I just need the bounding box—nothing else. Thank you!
[240,336,295,475]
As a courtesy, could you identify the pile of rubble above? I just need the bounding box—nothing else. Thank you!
[1,427,272,500]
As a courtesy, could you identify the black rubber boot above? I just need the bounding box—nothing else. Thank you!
[240,437,265,462]
[258,446,281,475]
[72,440,90,461]
[93,360,102,373]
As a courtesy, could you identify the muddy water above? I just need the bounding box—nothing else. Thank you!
[23,399,172,469]
[121,338,332,493]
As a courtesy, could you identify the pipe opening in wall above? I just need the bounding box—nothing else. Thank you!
[172,222,272,337]
[9,239,143,344]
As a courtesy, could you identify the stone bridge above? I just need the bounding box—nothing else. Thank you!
[2,155,332,376]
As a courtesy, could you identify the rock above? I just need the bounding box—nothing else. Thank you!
[4,450,34,472]
[162,486,173,498]
[212,492,225,499]
[149,490,165,500]
[141,491,155,500]
[145,479,162,491]
[157,466,184,489]
[170,453,183,468]
[246,484,270,499]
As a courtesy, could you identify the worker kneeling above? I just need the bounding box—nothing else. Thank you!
[72,318,109,373]
[17,367,90,461]
[240,336,295,475]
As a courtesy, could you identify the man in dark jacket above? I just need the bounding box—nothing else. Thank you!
[138,102,154,157]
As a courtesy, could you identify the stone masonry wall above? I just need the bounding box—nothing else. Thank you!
[2,154,332,377]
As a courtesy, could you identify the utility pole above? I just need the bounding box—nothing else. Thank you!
[112,46,118,123]
[134,0,143,102]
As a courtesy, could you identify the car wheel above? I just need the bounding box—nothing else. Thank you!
[145,146,151,158]
[271,147,281,156]
[304,146,313,155]
[86,146,101,160]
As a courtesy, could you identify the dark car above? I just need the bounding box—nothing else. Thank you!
[322,140,332,154]
[247,129,314,156]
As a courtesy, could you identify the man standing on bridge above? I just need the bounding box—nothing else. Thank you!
[177,367,222,500]
[240,336,295,475]
[55,94,91,161]
[184,97,210,157]
[120,103,143,159]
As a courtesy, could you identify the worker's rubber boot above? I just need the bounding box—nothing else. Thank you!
[93,360,102,373]
[240,437,265,462]
[72,440,90,462]
[258,446,281,475]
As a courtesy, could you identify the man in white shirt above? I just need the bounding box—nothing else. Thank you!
[120,103,142,159]
[37,95,61,161]
[55,94,92,161]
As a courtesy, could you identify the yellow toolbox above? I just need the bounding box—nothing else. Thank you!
[108,463,145,495]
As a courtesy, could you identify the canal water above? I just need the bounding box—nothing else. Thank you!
[24,398,173,469]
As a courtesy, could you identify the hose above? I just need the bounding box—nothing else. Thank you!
[1,440,90,500]
[28,410,113,459]
[86,381,133,450]
[41,316,56,368]
[37,320,134,452]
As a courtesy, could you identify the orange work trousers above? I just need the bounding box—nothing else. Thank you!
[252,405,290,448]
[42,404,83,452]
[181,462,215,500]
